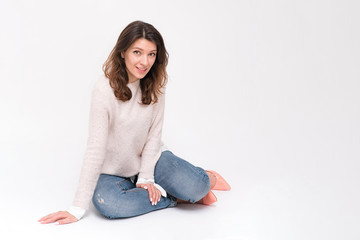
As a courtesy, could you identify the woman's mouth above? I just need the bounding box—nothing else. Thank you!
[136,67,147,73]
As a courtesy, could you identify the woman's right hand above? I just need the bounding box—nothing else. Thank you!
[38,211,78,225]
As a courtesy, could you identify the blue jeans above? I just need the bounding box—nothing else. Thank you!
[92,151,210,219]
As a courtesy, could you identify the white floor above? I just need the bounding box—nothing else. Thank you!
[1,140,359,240]
[1,1,360,239]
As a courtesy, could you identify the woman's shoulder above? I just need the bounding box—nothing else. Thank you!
[92,75,113,95]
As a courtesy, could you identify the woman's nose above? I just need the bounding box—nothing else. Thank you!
[140,55,149,66]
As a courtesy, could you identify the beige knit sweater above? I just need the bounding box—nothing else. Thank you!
[72,76,165,209]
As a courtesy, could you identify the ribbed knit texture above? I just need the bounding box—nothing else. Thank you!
[72,76,165,209]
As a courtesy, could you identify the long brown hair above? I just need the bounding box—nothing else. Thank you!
[102,21,168,105]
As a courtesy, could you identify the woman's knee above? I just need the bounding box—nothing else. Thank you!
[182,168,210,203]
[92,193,139,219]
[92,187,132,219]
[92,185,171,219]
[92,189,117,218]
[155,151,211,202]
[155,151,175,173]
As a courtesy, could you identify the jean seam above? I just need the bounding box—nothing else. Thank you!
[126,188,144,193]
[116,180,144,193]
[116,179,130,191]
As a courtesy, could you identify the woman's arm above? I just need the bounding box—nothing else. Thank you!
[136,92,166,204]
[138,92,166,180]
[39,78,110,224]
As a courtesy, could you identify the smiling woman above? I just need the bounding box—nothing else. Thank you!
[103,21,168,105]
[121,39,157,83]
[38,20,230,225]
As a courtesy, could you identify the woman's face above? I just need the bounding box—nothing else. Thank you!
[122,38,157,83]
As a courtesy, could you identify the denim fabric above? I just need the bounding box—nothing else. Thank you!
[92,151,210,219]
[154,150,210,203]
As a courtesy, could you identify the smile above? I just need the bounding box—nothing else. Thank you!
[136,67,147,71]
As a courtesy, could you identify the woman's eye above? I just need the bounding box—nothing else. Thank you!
[149,53,156,57]
[134,50,140,55]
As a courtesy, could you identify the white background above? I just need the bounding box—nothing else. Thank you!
[1,0,359,239]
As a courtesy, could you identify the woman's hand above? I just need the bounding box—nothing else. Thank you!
[38,211,78,225]
[136,183,161,205]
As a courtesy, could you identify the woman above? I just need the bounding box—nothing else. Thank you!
[39,21,230,225]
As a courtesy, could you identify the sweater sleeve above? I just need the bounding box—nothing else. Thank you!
[138,92,165,180]
[72,80,110,209]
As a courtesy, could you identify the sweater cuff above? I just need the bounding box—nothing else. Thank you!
[67,205,86,220]
[136,178,167,198]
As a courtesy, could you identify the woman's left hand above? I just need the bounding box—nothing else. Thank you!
[136,183,161,205]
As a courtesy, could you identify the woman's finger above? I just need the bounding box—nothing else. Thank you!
[46,212,68,224]
[39,211,71,224]
[136,183,161,205]
[40,215,61,224]
[39,211,62,223]
[153,185,160,204]
[57,215,78,225]
[150,184,161,205]
[147,184,156,205]
[38,213,53,222]
[156,187,161,202]
[147,184,155,204]
[39,211,63,221]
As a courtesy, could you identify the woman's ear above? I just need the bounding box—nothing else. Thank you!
[121,52,124,58]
